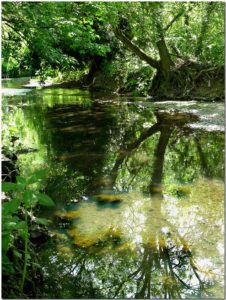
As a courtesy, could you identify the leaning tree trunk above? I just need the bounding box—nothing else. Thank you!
[113,23,224,100]
[157,39,174,78]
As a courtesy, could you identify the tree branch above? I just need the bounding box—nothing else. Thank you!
[152,10,174,73]
[164,7,192,31]
[113,27,160,70]
[110,122,161,185]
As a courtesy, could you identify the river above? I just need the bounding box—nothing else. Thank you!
[2,77,224,298]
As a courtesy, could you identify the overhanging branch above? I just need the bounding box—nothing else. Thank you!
[113,27,160,70]
[164,7,192,31]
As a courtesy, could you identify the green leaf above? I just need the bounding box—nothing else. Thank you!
[13,249,22,259]
[2,198,21,215]
[3,215,19,225]
[2,182,24,192]
[2,233,11,253]
[27,169,48,185]
[36,193,55,207]
[17,221,28,239]
[23,190,37,208]
[16,176,27,185]
[3,219,19,231]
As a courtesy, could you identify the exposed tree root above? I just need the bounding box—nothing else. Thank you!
[150,62,224,100]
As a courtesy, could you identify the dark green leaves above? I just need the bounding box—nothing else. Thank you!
[17,221,28,239]
[16,176,27,185]
[2,169,48,193]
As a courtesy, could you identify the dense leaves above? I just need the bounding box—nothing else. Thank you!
[2,2,112,78]
[2,170,54,296]
[2,2,224,83]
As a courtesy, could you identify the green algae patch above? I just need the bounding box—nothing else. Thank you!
[55,210,81,219]
[67,225,125,249]
[56,244,73,257]
[68,227,105,247]
[95,194,124,203]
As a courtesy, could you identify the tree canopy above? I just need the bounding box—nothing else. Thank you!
[2,2,224,98]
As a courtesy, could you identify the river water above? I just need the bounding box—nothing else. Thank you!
[2,78,224,298]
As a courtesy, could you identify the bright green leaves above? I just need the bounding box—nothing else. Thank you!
[2,2,224,80]
[2,2,113,78]
[2,169,54,280]
[23,190,37,208]
[2,169,55,208]
[2,182,23,192]
[2,198,21,215]
[35,193,55,207]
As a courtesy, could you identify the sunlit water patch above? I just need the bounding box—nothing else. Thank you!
[1,88,33,96]
[153,101,224,132]
[41,179,224,298]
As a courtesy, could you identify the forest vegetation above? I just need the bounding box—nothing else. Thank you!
[2,1,224,99]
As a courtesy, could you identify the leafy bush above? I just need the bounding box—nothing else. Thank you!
[2,169,54,293]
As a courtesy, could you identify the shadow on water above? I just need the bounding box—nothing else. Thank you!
[2,85,224,298]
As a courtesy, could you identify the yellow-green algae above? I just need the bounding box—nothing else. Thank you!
[55,210,81,219]
[95,194,124,203]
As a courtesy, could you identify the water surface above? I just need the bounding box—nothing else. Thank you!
[2,78,224,299]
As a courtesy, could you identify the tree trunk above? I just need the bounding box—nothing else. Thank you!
[157,39,174,77]
[195,2,215,57]
[152,5,174,77]
[149,125,173,196]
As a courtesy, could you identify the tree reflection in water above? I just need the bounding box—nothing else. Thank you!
[40,109,223,299]
[42,181,223,298]
[2,85,224,298]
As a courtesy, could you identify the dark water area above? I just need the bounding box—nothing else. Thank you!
[2,78,224,298]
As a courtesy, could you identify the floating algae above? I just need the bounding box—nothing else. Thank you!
[55,210,81,219]
[95,193,124,203]
[53,181,223,271]
[68,226,124,248]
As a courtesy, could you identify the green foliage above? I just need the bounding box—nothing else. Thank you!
[2,170,54,292]
[2,2,224,89]
[2,107,21,156]
[125,66,154,96]
[2,2,112,77]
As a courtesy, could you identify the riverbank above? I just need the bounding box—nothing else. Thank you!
[2,144,54,298]
[44,64,224,101]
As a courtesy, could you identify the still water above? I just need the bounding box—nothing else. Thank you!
[2,78,224,298]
